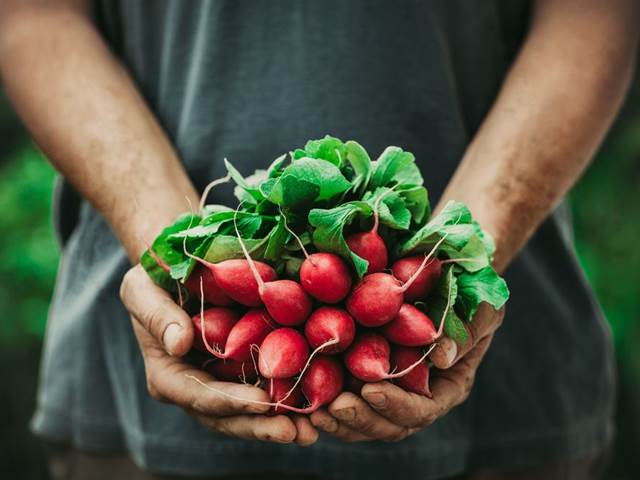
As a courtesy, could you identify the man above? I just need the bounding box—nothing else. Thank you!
[0,0,637,478]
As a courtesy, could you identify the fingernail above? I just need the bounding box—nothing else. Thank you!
[364,392,387,409]
[436,338,457,367]
[334,407,355,421]
[163,323,183,354]
[445,340,458,366]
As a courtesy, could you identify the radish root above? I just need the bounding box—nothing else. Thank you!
[199,172,232,213]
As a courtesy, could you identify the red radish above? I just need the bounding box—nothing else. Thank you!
[191,307,239,352]
[199,308,275,363]
[345,190,393,273]
[391,346,432,397]
[380,304,437,346]
[268,378,304,414]
[304,307,355,354]
[344,333,437,383]
[346,236,447,327]
[186,355,343,415]
[280,210,353,304]
[298,356,344,411]
[182,188,277,308]
[391,256,442,302]
[234,212,312,325]
[258,328,309,379]
[184,265,233,306]
[204,359,258,384]
[299,253,352,303]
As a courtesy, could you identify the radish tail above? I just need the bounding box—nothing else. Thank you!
[198,277,226,359]
[435,271,455,339]
[279,207,312,263]
[186,374,322,414]
[277,337,340,405]
[199,172,232,213]
[371,184,399,234]
[401,235,448,292]
[233,204,266,292]
[384,343,438,379]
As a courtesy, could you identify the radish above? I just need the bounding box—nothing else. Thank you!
[391,256,442,302]
[345,192,389,273]
[268,378,304,414]
[380,304,437,346]
[199,307,275,363]
[258,328,310,379]
[344,333,437,382]
[191,307,239,353]
[346,236,446,327]
[299,253,352,303]
[298,356,344,412]
[233,211,312,325]
[304,307,355,354]
[184,265,234,306]
[281,209,353,303]
[186,355,344,415]
[391,346,432,397]
[204,359,258,384]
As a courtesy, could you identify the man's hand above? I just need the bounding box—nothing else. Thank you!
[310,305,503,442]
[120,265,318,446]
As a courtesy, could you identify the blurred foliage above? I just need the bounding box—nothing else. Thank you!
[0,73,638,477]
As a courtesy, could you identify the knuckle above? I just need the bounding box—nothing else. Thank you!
[142,305,167,338]
[119,268,136,304]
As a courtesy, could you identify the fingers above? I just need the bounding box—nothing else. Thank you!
[432,305,504,369]
[292,415,319,446]
[323,392,413,442]
[197,413,297,444]
[361,381,437,428]
[121,264,194,356]
[310,409,372,443]
[135,321,271,416]
[363,336,493,428]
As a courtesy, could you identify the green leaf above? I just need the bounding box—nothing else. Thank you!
[397,201,473,256]
[456,266,510,321]
[264,217,289,262]
[428,265,469,344]
[267,158,351,208]
[370,146,423,189]
[140,213,201,290]
[167,210,253,242]
[309,202,372,277]
[203,235,268,263]
[225,159,264,204]
[344,140,372,195]
[267,154,288,178]
[300,135,346,167]
[441,234,490,272]
[397,185,430,224]
[364,187,411,230]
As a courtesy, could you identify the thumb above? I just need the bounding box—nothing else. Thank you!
[120,265,194,355]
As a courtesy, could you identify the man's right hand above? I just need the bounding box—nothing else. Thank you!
[120,265,318,446]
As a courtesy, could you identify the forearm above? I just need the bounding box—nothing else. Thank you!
[0,1,198,261]
[440,0,639,273]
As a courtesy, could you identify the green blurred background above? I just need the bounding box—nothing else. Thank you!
[0,72,638,478]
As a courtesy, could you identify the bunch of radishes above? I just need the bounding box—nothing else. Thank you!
[142,136,509,414]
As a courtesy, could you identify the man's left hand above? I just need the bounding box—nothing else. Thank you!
[310,304,504,442]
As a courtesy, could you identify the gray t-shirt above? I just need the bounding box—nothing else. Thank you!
[32,1,615,479]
